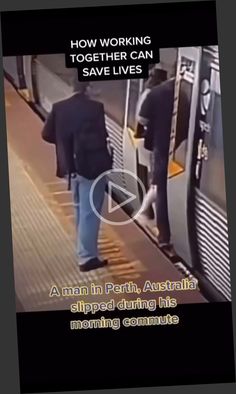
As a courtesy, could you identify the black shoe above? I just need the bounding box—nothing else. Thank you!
[158,241,176,258]
[79,257,108,272]
[157,235,172,249]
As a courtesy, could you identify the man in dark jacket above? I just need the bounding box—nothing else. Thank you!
[42,78,111,272]
[134,68,167,224]
[138,76,175,249]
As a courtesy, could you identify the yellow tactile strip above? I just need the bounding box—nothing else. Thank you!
[8,147,146,312]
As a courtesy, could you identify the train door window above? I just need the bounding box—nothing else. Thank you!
[36,54,127,128]
[36,54,75,85]
[199,68,226,211]
[159,48,178,79]
[170,57,195,174]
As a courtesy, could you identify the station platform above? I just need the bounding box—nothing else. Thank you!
[4,79,207,312]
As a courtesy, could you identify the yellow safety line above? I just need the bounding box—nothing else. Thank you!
[168,160,184,178]
[18,89,31,102]
[127,127,140,148]
[5,99,10,107]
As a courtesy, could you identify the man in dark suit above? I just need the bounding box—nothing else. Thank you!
[138,76,175,250]
[42,78,111,272]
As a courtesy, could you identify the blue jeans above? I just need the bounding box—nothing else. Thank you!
[70,174,107,265]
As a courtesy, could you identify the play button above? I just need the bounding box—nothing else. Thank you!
[89,168,146,226]
[108,181,137,213]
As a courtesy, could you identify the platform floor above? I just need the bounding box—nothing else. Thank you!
[4,79,207,312]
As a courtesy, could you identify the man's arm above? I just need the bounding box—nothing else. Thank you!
[135,89,154,148]
[41,105,56,144]
[97,103,108,138]
[134,90,149,138]
[137,90,153,127]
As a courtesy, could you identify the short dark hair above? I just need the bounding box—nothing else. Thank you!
[145,68,167,89]
[72,73,90,93]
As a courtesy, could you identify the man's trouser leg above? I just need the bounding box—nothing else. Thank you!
[71,175,80,252]
[139,185,157,215]
[155,151,171,245]
[76,175,106,265]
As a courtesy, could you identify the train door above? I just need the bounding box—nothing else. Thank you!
[192,47,231,301]
[19,56,35,102]
[3,56,26,89]
[167,47,201,266]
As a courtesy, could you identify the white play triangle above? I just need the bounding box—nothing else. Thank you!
[107,181,137,213]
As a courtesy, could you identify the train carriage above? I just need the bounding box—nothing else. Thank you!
[3,46,231,302]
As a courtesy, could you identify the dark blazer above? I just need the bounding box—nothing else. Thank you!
[139,77,189,154]
[42,93,109,178]
[139,78,175,154]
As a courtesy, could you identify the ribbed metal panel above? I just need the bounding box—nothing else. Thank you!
[203,46,219,69]
[195,188,231,301]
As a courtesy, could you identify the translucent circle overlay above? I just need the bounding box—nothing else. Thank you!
[89,168,147,226]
